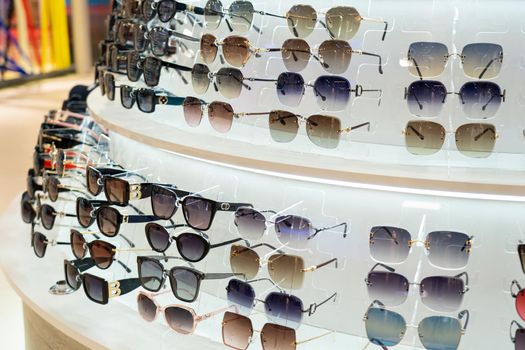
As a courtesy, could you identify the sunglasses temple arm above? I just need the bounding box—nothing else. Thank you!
[458,309,470,332]
[308,222,348,240]
[114,258,132,273]
[118,233,136,248]
[204,272,245,280]
[360,16,389,41]
[210,237,248,249]
[71,258,97,272]
[357,86,383,106]
[246,278,284,292]
[339,122,371,135]
[408,56,424,80]
[407,124,425,140]
[234,111,271,119]
[249,243,284,254]
[126,214,161,223]
[303,258,338,273]
[356,50,383,74]
[256,10,286,20]
[295,330,335,346]
[216,202,254,212]
[369,263,395,274]
[113,277,141,297]
[303,292,337,316]
[197,305,238,323]
[481,91,505,111]
[478,56,500,79]
[510,320,524,343]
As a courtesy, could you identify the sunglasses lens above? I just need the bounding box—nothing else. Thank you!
[418,316,462,349]
[106,73,116,101]
[405,120,445,156]
[41,204,55,230]
[267,254,304,290]
[191,63,211,95]
[121,85,135,109]
[143,57,161,87]
[216,68,243,99]
[234,207,266,240]
[141,0,155,21]
[286,5,316,38]
[208,101,234,133]
[105,177,128,205]
[306,115,341,149]
[365,308,405,347]
[407,81,447,118]
[459,82,502,118]
[97,207,119,236]
[145,223,170,252]
[65,262,81,290]
[516,329,525,349]
[230,245,259,280]
[86,167,101,196]
[170,268,199,302]
[224,36,251,67]
[183,96,204,127]
[91,241,114,269]
[83,274,105,304]
[151,185,177,219]
[77,197,94,228]
[137,89,155,113]
[127,52,142,82]
[181,197,213,230]
[369,226,411,264]
[276,72,304,107]
[268,110,299,143]
[222,311,253,350]
[407,42,448,78]
[137,293,157,321]
[462,43,502,79]
[21,198,36,223]
[150,28,169,56]
[177,233,208,262]
[55,149,65,176]
[229,1,254,33]
[325,6,361,41]
[165,307,195,334]
[157,0,175,22]
[47,176,59,202]
[260,323,297,350]
[71,230,87,259]
[426,231,471,269]
[226,279,255,314]
[318,40,352,74]
[519,245,525,274]
[455,123,496,158]
[274,215,312,250]
[314,75,350,111]
[134,24,148,51]
[32,232,47,258]
[264,292,303,329]
[367,272,409,307]
[204,0,223,30]
[420,276,465,312]
[200,33,218,65]
[281,39,311,72]
[26,175,35,199]
[138,258,164,291]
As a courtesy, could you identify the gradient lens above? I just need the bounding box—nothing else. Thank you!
[216,68,243,99]
[120,85,135,109]
[21,198,36,223]
[70,229,87,259]
[274,215,312,250]
[264,292,303,329]
[151,185,178,219]
[418,316,462,350]
[77,197,94,228]
[281,39,311,72]
[183,96,204,127]
[90,240,115,269]
[157,0,176,22]
[462,43,502,79]
[32,232,47,258]
[318,40,352,74]
[138,257,164,291]
[200,33,219,64]
[234,207,267,240]
[455,123,496,158]
[191,64,211,95]
[204,0,223,30]
[276,72,304,107]
[366,271,409,306]
[47,176,60,202]
[405,120,445,156]
[209,101,234,133]
[515,328,525,350]
[459,82,502,118]
[176,233,208,262]
[268,110,299,143]
[137,293,157,321]
[230,245,260,280]
[267,254,304,290]
[426,231,471,269]
[365,307,406,347]
[133,24,148,52]
[229,1,254,33]
[143,57,162,87]
[420,275,465,312]
[408,42,448,78]
[40,204,55,230]
[105,177,128,205]
[406,80,446,118]
[226,279,255,315]
[306,114,341,149]
[223,36,251,67]
[222,311,253,350]
[165,307,195,334]
[169,267,199,302]
[65,261,81,290]
[325,6,361,41]
[286,5,316,38]
[86,167,102,196]
[150,27,170,56]
[314,75,350,111]
[137,89,156,113]
[369,226,411,264]
[83,274,106,304]
[260,323,296,350]
[518,290,525,321]
[181,196,213,230]
[96,206,120,236]
[145,222,170,252]
[127,52,142,82]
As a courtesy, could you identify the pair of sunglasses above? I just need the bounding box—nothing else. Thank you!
[150,184,252,231]
[230,244,338,290]
[94,205,160,236]
[369,226,473,269]
[141,0,204,23]
[64,259,141,304]
[137,291,234,334]
[127,53,192,87]
[102,176,183,207]
[137,256,241,302]
[363,301,469,349]
[365,263,469,312]
[200,34,383,74]
[404,121,497,158]
[145,222,243,262]
[86,166,136,197]
[31,231,70,258]
[405,80,505,118]
[120,85,185,113]
[407,42,503,80]
[134,24,199,57]
[234,207,347,249]
[38,203,77,230]
[511,320,525,350]
[222,311,333,350]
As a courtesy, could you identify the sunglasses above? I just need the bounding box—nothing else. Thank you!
[114,19,136,47]
[365,263,469,312]
[31,231,70,258]
[222,311,333,350]
[363,301,469,349]
[405,80,505,118]
[142,0,204,23]
[95,205,161,236]
[21,191,38,224]
[230,244,338,290]
[145,222,243,262]
[519,243,525,274]
[404,120,497,158]
[181,97,242,133]
[38,203,76,230]
[137,256,241,302]
[369,226,473,269]
[107,44,133,73]
[511,320,525,350]
[120,85,185,113]
[126,53,192,87]
[285,4,388,41]
[407,42,503,79]
[234,207,347,249]
[134,24,199,57]
[150,184,252,231]
[86,166,132,196]
[43,175,85,202]
[137,291,235,334]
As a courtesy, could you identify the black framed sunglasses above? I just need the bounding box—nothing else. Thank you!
[21,191,38,224]
[141,0,205,23]
[134,24,199,57]
[31,231,70,258]
[95,205,161,237]
[86,166,130,196]
[119,85,185,113]
[38,203,76,230]
[126,52,192,87]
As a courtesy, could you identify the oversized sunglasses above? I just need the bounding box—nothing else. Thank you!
[407,42,503,79]
[230,244,338,290]
[85,166,137,197]
[134,24,199,57]
[31,231,70,258]
[363,301,469,349]
[369,226,473,269]
[404,80,505,118]
[120,85,185,113]
[141,0,204,23]
[404,120,497,158]
[511,320,525,350]
[365,263,469,312]
[137,291,235,334]
[234,207,347,249]
[126,52,192,87]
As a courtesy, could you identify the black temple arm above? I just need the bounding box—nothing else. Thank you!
[303,292,337,316]
[127,214,161,223]
[216,202,253,212]
[117,277,141,296]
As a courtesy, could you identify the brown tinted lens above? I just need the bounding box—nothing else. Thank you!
[405,121,445,155]
[86,167,101,196]
[70,230,86,259]
[306,115,341,149]
[77,198,94,228]
[286,5,317,38]
[137,293,157,322]
[222,36,250,67]
[91,241,115,269]
[105,177,128,205]
[48,176,60,202]
[230,245,260,280]
[40,204,55,230]
[267,254,305,290]
[32,232,47,258]
[281,39,311,72]
[65,261,81,290]
[222,311,253,350]
[183,97,204,127]
[325,6,361,41]
[208,101,234,133]
[191,63,211,95]
[260,323,296,350]
[268,110,299,143]
[97,207,120,236]
[455,123,495,158]
[318,40,352,74]
[200,33,219,64]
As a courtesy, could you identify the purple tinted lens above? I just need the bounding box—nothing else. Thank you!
[164,307,195,334]
[169,267,199,302]
[406,80,447,117]
[459,81,502,118]
[276,72,305,107]
[264,292,303,329]
[141,0,156,21]
[151,185,178,219]
[138,258,164,291]
[32,232,47,258]
[420,275,465,312]
[40,204,55,230]
[226,278,255,314]
[274,215,312,250]
[367,271,409,306]
[83,274,106,304]
[137,293,157,321]
[181,197,214,231]
[177,233,207,262]
[426,231,471,269]
[77,198,95,228]
[158,0,176,22]
[516,329,525,350]
[143,57,162,87]
[369,226,411,264]
[313,75,350,111]
[145,223,170,252]
[234,207,266,240]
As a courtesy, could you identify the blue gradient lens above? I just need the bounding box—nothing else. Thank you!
[461,43,503,79]
[226,279,255,315]
[407,42,448,78]
[459,81,502,118]
[406,80,447,117]
[313,75,350,111]
[418,316,462,350]
[365,308,406,347]
[276,72,304,107]
[264,292,303,329]
[274,215,312,250]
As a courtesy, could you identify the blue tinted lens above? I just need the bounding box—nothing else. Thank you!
[276,72,305,107]
[418,316,462,350]
[459,81,502,118]
[274,215,312,250]
[313,75,350,111]
[226,279,255,315]
[406,80,447,118]
[264,292,303,329]
[365,307,406,347]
